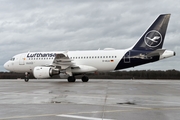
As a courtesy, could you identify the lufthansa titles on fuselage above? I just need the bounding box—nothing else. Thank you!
[27,53,56,58]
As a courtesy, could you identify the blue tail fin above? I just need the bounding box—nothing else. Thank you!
[132,14,170,51]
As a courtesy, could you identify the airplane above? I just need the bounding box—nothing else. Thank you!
[4,14,175,82]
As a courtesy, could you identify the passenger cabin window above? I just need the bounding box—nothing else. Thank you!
[66,56,120,59]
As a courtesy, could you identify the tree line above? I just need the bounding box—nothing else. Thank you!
[0,69,180,79]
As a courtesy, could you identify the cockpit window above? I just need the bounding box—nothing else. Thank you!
[10,58,15,61]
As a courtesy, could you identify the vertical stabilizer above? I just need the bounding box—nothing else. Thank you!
[132,14,171,50]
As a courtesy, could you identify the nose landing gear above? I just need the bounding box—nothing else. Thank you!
[24,72,30,82]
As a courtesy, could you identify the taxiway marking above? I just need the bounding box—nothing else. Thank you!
[142,99,180,105]
[57,114,114,120]
[1,107,180,120]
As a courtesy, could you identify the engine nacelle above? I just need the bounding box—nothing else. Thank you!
[33,66,60,79]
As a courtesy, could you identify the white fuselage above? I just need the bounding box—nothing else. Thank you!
[4,49,129,74]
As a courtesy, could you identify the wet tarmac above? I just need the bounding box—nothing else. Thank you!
[0,79,180,120]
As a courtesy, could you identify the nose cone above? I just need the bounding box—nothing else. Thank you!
[4,62,10,71]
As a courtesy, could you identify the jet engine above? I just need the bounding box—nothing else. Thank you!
[33,66,60,79]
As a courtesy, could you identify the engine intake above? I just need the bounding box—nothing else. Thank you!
[33,66,60,79]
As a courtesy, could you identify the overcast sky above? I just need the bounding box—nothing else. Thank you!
[0,0,180,71]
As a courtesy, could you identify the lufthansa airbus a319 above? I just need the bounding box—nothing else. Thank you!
[4,14,175,82]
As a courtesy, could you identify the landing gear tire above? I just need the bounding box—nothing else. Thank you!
[24,77,29,82]
[24,72,29,82]
[68,76,76,82]
[82,76,89,82]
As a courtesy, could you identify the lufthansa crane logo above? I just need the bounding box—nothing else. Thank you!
[144,30,162,47]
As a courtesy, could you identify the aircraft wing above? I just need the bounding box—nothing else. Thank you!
[146,49,166,57]
[52,52,75,69]
[51,52,97,75]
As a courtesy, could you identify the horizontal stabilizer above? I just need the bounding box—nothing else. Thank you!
[146,49,166,57]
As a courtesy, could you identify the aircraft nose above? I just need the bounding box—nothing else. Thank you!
[4,62,10,70]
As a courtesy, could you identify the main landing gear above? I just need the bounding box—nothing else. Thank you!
[24,72,30,82]
[81,76,89,82]
[67,76,89,82]
[68,76,76,82]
